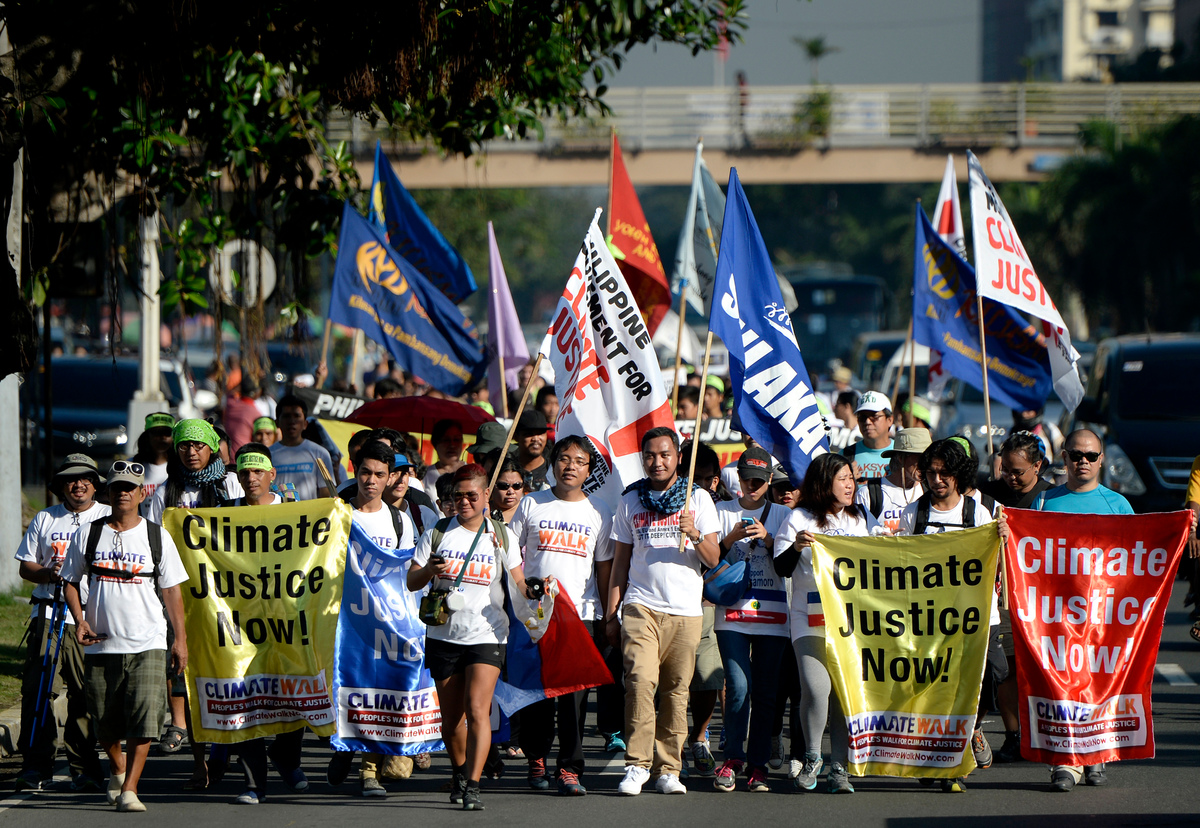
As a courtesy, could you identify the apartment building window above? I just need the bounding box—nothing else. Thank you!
[1096,11,1119,27]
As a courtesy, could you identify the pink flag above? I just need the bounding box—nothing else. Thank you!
[486,222,529,412]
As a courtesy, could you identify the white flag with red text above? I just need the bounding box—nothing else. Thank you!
[543,210,677,510]
[927,154,965,402]
[967,150,1084,411]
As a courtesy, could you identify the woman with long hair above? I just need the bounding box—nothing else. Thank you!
[773,453,878,795]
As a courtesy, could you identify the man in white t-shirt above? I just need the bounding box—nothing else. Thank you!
[510,435,614,796]
[897,437,1003,794]
[270,394,333,501]
[13,454,109,792]
[856,427,929,535]
[61,462,189,813]
[607,427,721,796]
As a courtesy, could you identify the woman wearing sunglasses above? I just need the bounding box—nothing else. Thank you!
[490,458,526,525]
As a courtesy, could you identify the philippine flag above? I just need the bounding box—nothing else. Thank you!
[493,580,613,715]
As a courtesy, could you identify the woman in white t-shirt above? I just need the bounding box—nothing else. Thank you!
[408,464,531,812]
[774,453,878,795]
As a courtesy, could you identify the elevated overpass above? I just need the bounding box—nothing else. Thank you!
[329,83,1200,187]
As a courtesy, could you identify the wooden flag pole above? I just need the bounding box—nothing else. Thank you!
[679,331,714,554]
[316,319,333,389]
[976,295,996,458]
[907,337,918,427]
[498,353,509,419]
[891,319,912,413]
[606,128,616,237]
[487,352,544,494]
[349,329,364,394]
[669,297,688,415]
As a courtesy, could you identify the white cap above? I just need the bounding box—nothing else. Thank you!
[856,390,892,413]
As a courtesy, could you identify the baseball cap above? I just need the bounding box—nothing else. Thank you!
[882,428,933,457]
[471,422,510,456]
[393,453,415,472]
[901,396,933,423]
[52,454,101,495]
[106,460,145,488]
[736,447,773,481]
[516,409,548,434]
[770,466,792,486]
[856,391,892,414]
[144,412,175,432]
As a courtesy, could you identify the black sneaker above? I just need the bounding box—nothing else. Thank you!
[1050,769,1076,792]
[450,773,467,805]
[994,732,1022,763]
[462,785,484,811]
[327,751,354,787]
[1084,764,1107,786]
[14,770,49,792]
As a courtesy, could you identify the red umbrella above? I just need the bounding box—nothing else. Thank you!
[345,397,496,460]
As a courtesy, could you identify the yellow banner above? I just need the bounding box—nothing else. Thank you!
[163,499,352,743]
[812,525,999,777]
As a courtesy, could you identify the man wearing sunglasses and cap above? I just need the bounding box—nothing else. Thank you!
[13,454,110,792]
[61,461,190,812]
[1028,429,1132,792]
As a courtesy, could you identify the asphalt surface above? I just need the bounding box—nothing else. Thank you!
[2,579,1198,827]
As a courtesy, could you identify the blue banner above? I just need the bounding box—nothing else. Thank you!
[371,142,477,304]
[330,203,486,396]
[331,522,443,756]
[912,205,1052,412]
[710,169,830,485]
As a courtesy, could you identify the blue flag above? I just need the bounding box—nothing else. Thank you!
[710,169,829,485]
[330,203,486,396]
[912,205,1052,412]
[331,523,444,756]
[371,142,477,304]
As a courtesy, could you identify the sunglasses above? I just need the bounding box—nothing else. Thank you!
[452,490,481,502]
[111,461,145,476]
[494,481,521,492]
[1065,450,1101,463]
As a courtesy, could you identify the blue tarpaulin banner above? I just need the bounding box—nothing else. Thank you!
[331,522,443,756]
[912,205,1052,413]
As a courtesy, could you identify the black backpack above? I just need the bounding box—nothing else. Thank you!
[866,478,884,519]
[84,517,165,608]
[912,493,981,535]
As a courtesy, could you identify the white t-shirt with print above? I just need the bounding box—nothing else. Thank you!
[16,502,111,621]
[776,507,879,640]
[412,518,522,645]
[510,489,614,621]
[140,462,169,514]
[855,477,923,536]
[60,518,189,654]
[144,471,245,523]
[897,496,1000,625]
[270,440,334,502]
[714,499,791,636]
[352,503,413,552]
[612,487,721,618]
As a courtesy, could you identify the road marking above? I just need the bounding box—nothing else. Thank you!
[0,792,35,814]
[1155,663,1197,686]
[599,754,626,776]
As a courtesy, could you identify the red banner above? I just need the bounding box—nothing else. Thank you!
[608,133,669,337]
[1003,509,1189,766]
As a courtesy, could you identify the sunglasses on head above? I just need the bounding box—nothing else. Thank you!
[1066,450,1101,463]
[111,461,145,476]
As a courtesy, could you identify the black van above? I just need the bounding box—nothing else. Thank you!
[1063,334,1200,513]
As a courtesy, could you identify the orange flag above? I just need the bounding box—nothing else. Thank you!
[608,133,670,337]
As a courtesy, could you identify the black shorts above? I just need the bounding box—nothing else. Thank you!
[425,639,505,681]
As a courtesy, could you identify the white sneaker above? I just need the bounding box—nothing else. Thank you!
[655,773,687,794]
[107,772,126,805]
[788,759,803,779]
[618,765,651,796]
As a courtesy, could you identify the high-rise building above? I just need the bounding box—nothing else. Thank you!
[1025,0,1175,81]
[983,0,1033,81]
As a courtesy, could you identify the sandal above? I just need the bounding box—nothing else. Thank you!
[1190,620,1200,643]
[160,725,187,754]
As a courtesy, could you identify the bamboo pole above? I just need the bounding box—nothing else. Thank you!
[669,299,688,415]
[679,331,714,553]
[316,320,333,389]
[498,353,509,419]
[907,338,918,427]
[891,319,912,412]
[487,352,544,495]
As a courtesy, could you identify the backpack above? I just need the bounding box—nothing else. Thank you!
[404,497,425,538]
[912,493,979,536]
[84,517,165,608]
[866,478,884,519]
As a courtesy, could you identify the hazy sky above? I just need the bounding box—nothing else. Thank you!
[609,0,982,87]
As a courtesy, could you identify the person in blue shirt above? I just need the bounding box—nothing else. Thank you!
[1031,428,1131,794]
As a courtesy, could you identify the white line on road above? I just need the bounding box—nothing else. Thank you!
[0,792,34,815]
[1156,663,1197,686]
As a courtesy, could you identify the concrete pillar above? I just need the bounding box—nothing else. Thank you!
[128,213,168,450]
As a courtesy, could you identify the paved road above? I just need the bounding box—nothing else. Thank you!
[3,581,1198,827]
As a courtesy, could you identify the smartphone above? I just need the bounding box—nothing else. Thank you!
[430,553,446,566]
[741,517,755,526]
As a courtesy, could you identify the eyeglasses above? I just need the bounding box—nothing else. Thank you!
[555,457,590,469]
[452,490,480,502]
[1000,465,1034,480]
[1066,450,1101,463]
[111,461,145,476]
[857,411,888,423]
[494,482,521,492]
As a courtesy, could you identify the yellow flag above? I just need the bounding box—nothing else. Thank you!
[812,525,999,777]
[162,499,352,743]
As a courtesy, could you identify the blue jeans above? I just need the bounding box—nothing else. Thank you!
[714,630,788,768]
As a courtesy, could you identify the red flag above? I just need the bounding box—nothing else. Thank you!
[1004,509,1190,766]
[608,133,670,336]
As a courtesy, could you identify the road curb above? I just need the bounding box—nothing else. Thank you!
[0,702,22,758]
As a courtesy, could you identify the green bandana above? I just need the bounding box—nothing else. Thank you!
[145,412,175,432]
[252,416,277,434]
[949,436,972,455]
[237,451,273,472]
[173,419,220,454]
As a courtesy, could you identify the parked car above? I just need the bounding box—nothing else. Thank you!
[1060,333,1200,513]
[22,356,203,470]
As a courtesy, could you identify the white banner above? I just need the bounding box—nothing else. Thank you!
[544,210,676,510]
[928,154,964,403]
[967,151,1084,410]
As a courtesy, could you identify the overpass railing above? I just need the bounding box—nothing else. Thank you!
[328,83,1200,155]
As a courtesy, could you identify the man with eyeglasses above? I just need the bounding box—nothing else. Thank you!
[509,435,614,796]
[1029,429,1132,792]
[61,462,190,812]
[13,454,110,792]
[843,391,894,482]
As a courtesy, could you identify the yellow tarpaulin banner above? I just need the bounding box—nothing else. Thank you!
[163,499,352,743]
[812,525,999,777]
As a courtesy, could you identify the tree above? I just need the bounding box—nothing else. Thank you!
[0,1,748,377]
[793,35,839,84]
